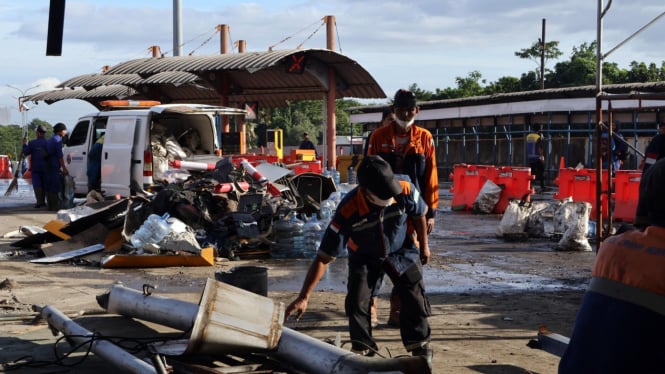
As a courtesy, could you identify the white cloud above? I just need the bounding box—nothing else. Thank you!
[1,0,664,125]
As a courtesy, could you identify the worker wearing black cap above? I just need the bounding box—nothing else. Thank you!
[21,125,49,208]
[367,89,439,326]
[298,132,317,157]
[45,122,69,211]
[285,155,433,366]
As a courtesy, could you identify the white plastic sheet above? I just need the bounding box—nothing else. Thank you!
[496,198,531,238]
[472,180,502,214]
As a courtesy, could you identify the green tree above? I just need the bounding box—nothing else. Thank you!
[626,61,661,82]
[484,76,522,95]
[455,71,485,97]
[548,41,597,87]
[602,61,629,84]
[407,83,434,101]
[518,71,541,91]
[0,124,23,160]
[515,39,563,87]
[268,100,323,146]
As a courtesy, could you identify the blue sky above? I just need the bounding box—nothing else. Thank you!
[1,0,664,126]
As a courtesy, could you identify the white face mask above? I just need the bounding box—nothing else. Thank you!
[394,117,414,130]
[364,189,394,207]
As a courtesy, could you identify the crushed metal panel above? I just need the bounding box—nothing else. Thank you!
[254,162,293,182]
[40,222,109,257]
[30,244,105,264]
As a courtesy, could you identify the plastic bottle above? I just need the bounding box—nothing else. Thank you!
[330,167,341,186]
[321,198,337,217]
[62,175,75,209]
[131,213,170,249]
[319,206,332,229]
[271,211,305,258]
[347,166,357,184]
[303,213,323,258]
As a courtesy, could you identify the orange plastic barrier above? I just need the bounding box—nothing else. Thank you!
[0,156,13,179]
[490,166,535,214]
[612,170,641,222]
[289,160,322,175]
[554,168,610,220]
[449,164,494,210]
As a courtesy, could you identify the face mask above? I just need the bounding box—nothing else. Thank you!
[365,189,394,207]
[394,117,414,130]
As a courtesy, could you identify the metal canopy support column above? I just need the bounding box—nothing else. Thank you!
[219,24,231,134]
[594,0,605,250]
[325,15,337,169]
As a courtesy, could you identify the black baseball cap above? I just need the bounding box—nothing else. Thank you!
[36,125,46,133]
[357,155,402,200]
[393,89,417,108]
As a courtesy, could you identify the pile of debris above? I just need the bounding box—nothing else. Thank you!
[10,157,342,267]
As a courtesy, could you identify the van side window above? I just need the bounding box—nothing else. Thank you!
[68,120,91,147]
[93,118,108,142]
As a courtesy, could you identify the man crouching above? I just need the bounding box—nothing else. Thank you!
[285,155,433,366]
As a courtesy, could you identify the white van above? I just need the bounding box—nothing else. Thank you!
[63,103,246,197]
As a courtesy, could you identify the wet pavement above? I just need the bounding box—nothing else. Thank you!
[0,180,595,296]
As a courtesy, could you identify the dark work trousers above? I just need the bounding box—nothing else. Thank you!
[345,260,431,352]
[529,159,545,189]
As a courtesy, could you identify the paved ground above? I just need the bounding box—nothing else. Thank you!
[0,184,595,373]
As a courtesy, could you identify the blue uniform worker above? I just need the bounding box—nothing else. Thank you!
[22,125,49,208]
[45,122,69,211]
[285,155,433,367]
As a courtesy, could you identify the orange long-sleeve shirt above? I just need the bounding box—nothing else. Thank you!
[367,123,438,218]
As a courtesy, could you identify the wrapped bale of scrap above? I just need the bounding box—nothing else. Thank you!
[553,200,592,251]
[525,200,558,238]
[472,180,502,214]
[496,197,532,241]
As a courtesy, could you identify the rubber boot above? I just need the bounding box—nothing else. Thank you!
[370,296,378,328]
[33,188,45,208]
[46,192,61,211]
[387,290,401,328]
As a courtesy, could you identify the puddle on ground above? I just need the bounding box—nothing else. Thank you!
[264,257,587,295]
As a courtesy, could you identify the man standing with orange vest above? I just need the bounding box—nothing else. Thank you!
[367,89,438,327]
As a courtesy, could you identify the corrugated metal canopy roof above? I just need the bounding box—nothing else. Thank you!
[27,85,137,103]
[26,48,386,109]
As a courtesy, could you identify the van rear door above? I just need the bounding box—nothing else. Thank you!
[63,117,104,195]
[101,115,141,197]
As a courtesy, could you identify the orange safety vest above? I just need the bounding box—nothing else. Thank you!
[366,123,438,218]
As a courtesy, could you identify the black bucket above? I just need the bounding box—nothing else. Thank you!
[215,266,268,297]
